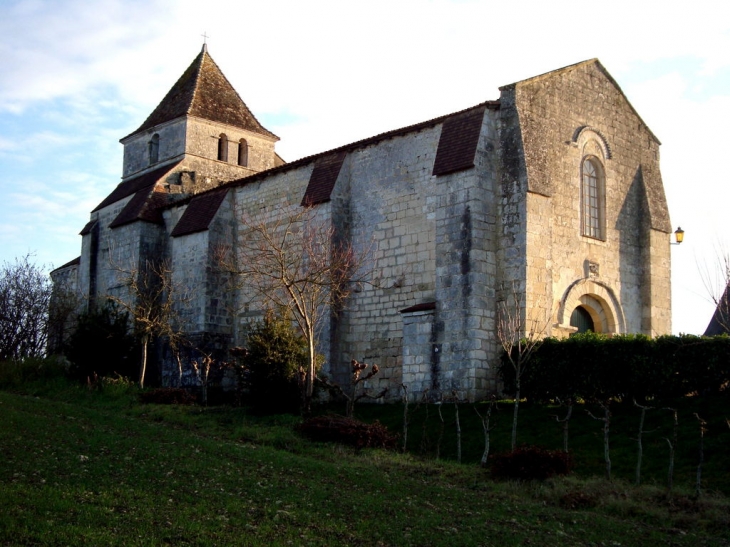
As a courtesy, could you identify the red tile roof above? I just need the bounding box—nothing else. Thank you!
[109,185,166,229]
[93,161,182,213]
[300,151,347,206]
[79,219,97,236]
[170,189,228,237]
[432,105,486,176]
[127,46,277,140]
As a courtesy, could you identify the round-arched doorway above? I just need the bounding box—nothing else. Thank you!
[570,305,595,334]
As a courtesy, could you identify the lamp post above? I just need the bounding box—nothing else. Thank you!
[671,227,684,245]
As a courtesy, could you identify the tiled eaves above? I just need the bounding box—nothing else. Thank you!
[50,256,81,274]
[109,185,166,229]
[79,219,98,236]
[300,151,347,206]
[432,105,487,176]
[167,101,500,211]
[92,161,183,213]
[171,189,228,237]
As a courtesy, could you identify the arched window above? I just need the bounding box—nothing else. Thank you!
[148,134,159,164]
[218,133,228,162]
[581,156,605,239]
[570,306,595,334]
[238,138,248,167]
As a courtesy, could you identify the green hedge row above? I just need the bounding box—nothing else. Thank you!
[499,333,730,401]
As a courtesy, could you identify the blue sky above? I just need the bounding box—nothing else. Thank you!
[1,0,729,335]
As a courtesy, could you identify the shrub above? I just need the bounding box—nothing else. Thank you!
[64,301,138,382]
[240,311,315,413]
[139,387,197,405]
[298,415,398,450]
[500,333,730,402]
[491,445,572,481]
[0,355,68,388]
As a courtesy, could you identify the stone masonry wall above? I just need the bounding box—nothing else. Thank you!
[505,61,672,337]
[121,117,278,188]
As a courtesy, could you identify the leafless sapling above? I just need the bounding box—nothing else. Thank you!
[549,398,573,454]
[474,396,497,467]
[662,406,678,491]
[694,413,708,497]
[633,399,657,486]
[318,359,387,417]
[496,281,551,451]
[586,399,612,481]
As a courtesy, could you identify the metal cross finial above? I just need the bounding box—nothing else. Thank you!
[201,32,209,53]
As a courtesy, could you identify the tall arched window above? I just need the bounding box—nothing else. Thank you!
[238,138,248,167]
[148,134,159,164]
[581,157,605,239]
[218,133,228,162]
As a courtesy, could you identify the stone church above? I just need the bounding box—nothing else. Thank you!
[52,45,674,399]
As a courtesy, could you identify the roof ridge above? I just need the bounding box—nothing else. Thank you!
[200,51,276,139]
[185,48,206,118]
[167,100,498,208]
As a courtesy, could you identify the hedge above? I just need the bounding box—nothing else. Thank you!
[499,333,730,401]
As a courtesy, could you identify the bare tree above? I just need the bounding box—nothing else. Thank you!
[318,359,387,417]
[496,281,551,451]
[474,397,497,467]
[549,398,573,454]
[218,205,371,413]
[0,255,52,361]
[698,243,730,334]
[586,399,612,481]
[108,258,187,388]
[694,413,708,497]
[633,399,656,486]
[663,406,678,492]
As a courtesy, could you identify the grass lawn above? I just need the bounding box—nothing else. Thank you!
[0,379,728,546]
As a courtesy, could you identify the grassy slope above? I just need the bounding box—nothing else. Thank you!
[0,384,728,547]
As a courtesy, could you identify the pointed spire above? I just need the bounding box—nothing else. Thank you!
[129,48,277,140]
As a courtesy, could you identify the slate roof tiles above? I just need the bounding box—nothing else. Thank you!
[171,189,228,237]
[128,46,277,140]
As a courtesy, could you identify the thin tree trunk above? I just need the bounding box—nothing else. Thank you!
[454,396,461,464]
[436,397,444,460]
[304,329,316,414]
[511,381,520,451]
[139,334,149,389]
[475,402,494,467]
[663,407,678,492]
[634,400,653,486]
[401,384,409,453]
[694,413,707,497]
[587,402,611,481]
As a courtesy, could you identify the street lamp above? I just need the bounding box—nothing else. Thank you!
[672,226,684,245]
